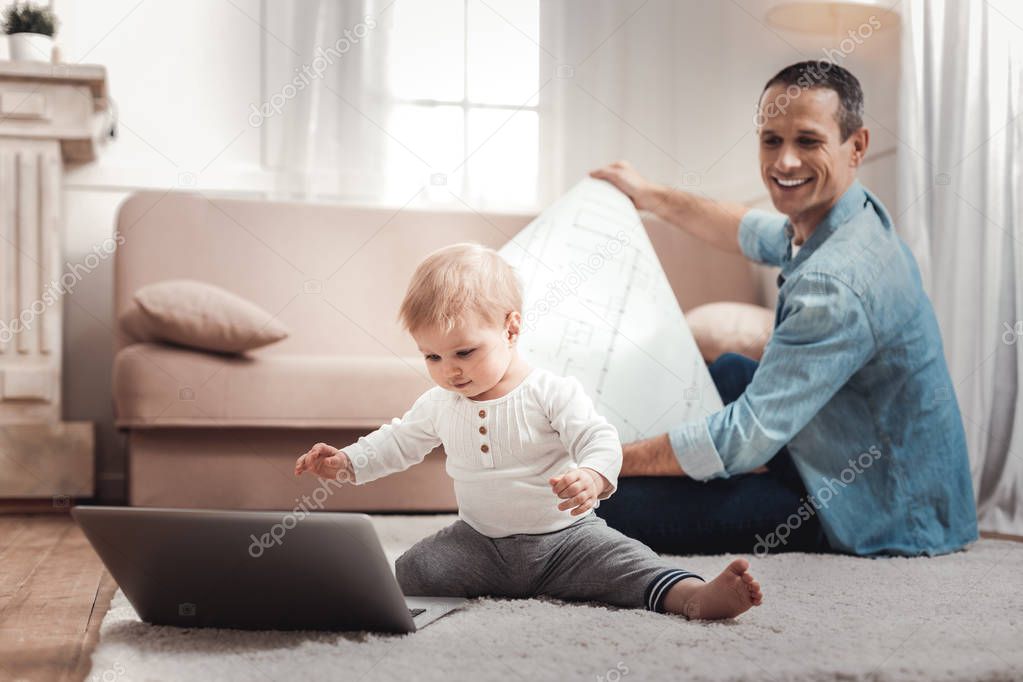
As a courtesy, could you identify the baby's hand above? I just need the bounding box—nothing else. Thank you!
[549,467,607,516]
[294,442,354,482]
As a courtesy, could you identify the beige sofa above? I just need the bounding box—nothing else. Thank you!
[113,191,766,511]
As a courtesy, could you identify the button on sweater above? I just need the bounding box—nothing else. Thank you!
[343,368,622,537]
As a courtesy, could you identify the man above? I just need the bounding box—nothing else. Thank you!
[590,61,977,557]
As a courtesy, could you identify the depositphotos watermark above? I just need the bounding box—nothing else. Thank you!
[596,662,630,682]
[88,661,126,682]
[753,15,881,128]
[1002,321,1023,344]
[248,452,369,558]
[0,232,125,344]
[248,16,378,127]
[753,445,882,556]
[522,230,631,331]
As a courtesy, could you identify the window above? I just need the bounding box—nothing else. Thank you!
[384,0,540,208]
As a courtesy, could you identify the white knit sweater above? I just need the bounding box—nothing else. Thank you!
[343,368,623,537]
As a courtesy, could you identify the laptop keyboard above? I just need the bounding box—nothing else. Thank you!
[409,608,426,618]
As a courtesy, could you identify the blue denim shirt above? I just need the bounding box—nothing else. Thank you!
[670,181,978,556]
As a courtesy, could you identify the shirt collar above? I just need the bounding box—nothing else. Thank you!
[779,180,868,280]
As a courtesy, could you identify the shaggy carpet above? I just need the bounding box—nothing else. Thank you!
[86,515,1023,682]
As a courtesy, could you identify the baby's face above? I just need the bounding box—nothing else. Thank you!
[413,313,518,399]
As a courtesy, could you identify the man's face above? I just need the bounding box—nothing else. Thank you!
[757,85,867,232]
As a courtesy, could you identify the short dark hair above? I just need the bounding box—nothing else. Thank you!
[761,61,864,140]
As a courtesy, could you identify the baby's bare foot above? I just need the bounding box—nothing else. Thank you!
[663,558,762,620]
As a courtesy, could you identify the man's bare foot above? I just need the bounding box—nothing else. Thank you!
[662,558,763,620]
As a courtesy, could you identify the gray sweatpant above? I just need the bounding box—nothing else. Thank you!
[395,514,703,612]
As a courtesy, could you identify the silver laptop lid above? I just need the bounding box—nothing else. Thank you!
[72,506,416,633]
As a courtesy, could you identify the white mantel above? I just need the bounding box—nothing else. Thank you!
[0,60,108,503]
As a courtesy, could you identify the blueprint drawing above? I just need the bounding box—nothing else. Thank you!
[499,178,723,443]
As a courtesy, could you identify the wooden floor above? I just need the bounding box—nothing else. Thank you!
[0,515,117,682]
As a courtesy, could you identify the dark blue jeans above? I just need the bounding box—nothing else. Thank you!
[596,353,833,555]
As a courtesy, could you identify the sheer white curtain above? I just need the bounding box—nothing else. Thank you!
[262,0,393,202]
[898,0,1023,534]
[261,0,772,210]
[537,0,692,204]
[262,0,542,209]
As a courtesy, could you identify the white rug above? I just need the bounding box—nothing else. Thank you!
[87,515,1023,682]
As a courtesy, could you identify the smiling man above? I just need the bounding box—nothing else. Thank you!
[590,61,978,557]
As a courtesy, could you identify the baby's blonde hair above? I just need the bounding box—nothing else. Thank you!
[399,243,522,333]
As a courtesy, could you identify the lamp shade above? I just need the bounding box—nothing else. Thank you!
[765,0,900,35]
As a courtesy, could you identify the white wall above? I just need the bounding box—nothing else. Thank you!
[539,0,900,209]
[38,0,901,502]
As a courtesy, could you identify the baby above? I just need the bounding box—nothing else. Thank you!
[295,243,762,620]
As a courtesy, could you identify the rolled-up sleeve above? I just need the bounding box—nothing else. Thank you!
[670,273,876,479]
[739,208,790,266]
[669,419,725,479]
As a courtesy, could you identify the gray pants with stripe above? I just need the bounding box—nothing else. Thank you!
[395,514,703,612]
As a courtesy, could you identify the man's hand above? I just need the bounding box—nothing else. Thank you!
[592,159,747,254]
[549,467,609,516]
[294,442,355,483]
[590,160,660,211]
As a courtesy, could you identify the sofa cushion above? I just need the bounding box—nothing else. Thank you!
[133,279,290,354]
[113,343,434,429]
[686,302,775,362]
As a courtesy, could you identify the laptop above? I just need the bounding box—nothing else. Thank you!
[72,506,466,633]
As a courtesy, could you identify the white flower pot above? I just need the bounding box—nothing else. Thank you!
[8,32,53,62]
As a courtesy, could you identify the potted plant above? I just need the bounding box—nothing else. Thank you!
[3,3,58,63]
